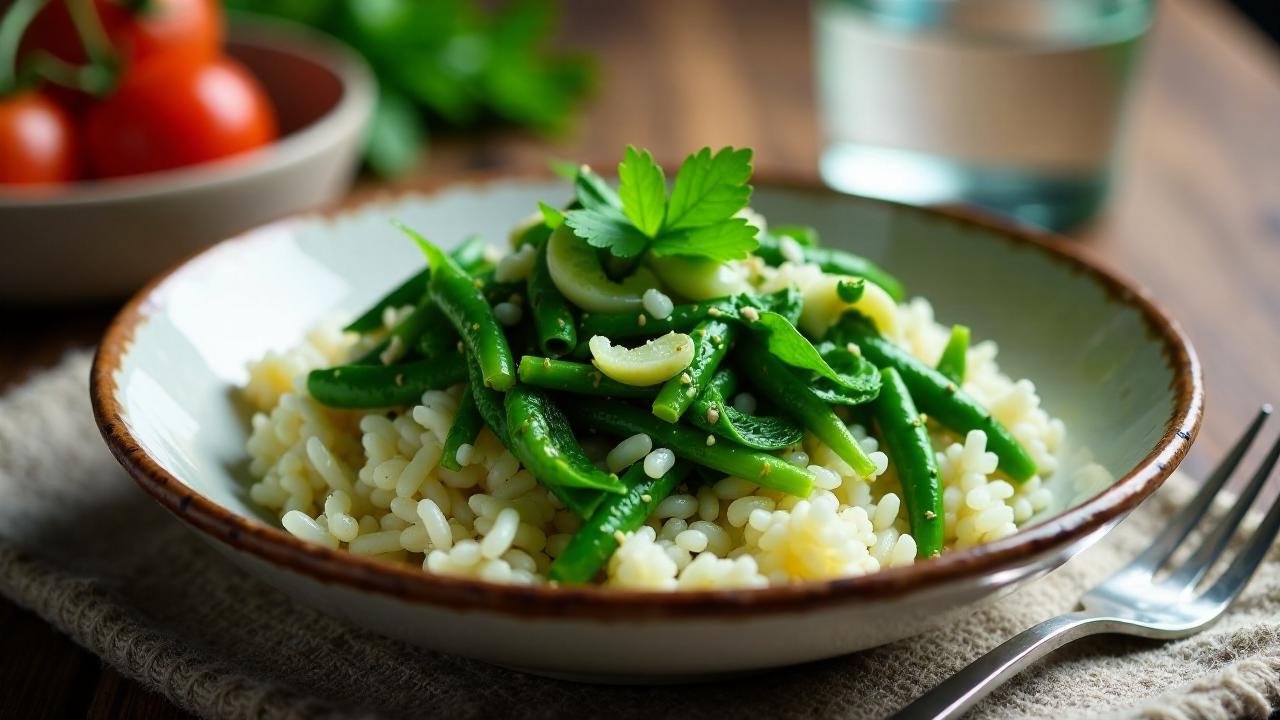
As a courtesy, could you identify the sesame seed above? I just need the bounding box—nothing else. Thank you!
[473,278,484,288]
[706,407,720,425]
[638,314,648,326]
[395,374,404,386]
[542,357,552,368]
[760,464,773,477]
[707,307,722,317]
[471,322,481,331]
[557,318,566,327]
[456,341,465,353]
[640,494,652,503]
[613,530,626,543]
[706,435,716,446]
[925,510,937,519]
[711,335,722,345]
[696,328,707,337]
[680,373,692,384]
[740,306,760,321]
[846,342,861,356]
[945,382,957,393]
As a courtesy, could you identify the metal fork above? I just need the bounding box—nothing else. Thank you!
[894,406,1280,720]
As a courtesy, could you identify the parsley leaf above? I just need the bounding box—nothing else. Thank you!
[574,165,622,211]
[538,201,565,229]
[665,147,754,231]
[563,207,650,258]
[617,146,667,237]
[650,217,759,261]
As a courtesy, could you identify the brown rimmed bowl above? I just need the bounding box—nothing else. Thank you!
[91,177,1202,682]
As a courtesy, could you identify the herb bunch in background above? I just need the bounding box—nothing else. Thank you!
[226,0,594,176]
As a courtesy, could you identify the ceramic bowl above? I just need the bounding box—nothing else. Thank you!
[0,17,374,303]
[91,178,1202,682]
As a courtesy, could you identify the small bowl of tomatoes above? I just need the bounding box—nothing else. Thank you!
[0,0,374,302]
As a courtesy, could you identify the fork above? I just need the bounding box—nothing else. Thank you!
[893,406,1280,720]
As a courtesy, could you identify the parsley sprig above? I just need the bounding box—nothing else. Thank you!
[563,146,760,262]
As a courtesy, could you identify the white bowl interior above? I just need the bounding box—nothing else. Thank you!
[116,180,1176,534]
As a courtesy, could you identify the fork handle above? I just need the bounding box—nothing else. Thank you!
[890,611,1115,720]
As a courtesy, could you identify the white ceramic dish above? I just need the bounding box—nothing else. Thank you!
[92,178,1202,681]
[0,18,374,303]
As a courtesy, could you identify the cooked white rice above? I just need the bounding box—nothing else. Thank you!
[243,278,1069,589]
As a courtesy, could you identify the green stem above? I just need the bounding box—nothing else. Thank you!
[0,0,48,94]
[66,0,114,66]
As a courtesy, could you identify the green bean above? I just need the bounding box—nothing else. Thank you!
[562,398,814,497]
[549,462,690,584]
[440,386,483,472]
[343,235,490,334]
[415,304,462,358]
[399,222,516,391]
[688,369,804,451]
[756,233,905,301]
[506,385,626,493]
[343,269,428,334]
[832,315,1037,481]
[528,241,577,356]
[652,319,734,423]
[936,324,970,384]
[463,356,602,516]
[518,356,658,398]
[872,367,943,558]
[737,341,877,478]
[576,288,801,342]
[307,360,467,408]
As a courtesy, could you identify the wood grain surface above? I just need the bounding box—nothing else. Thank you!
[2,0,1278,717]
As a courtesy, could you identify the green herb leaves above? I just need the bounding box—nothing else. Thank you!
[617,147,667,237]
[665,147,754,231]
[563,146,759,263]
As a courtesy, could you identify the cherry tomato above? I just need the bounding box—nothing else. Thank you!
[0,91,79,185]
[23,0,222,71]
[83,55,278,178]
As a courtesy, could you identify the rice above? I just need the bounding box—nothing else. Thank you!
[244,293,1070,589]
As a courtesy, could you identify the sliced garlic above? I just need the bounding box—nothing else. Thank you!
[546,226,658,312]
[589,332,695,386]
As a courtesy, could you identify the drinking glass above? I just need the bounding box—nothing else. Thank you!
[814,0,1153,231]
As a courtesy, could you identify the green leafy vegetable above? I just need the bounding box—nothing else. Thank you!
[810,342,882,405]
[664,146,753,231]
[225,0,594,177]
[562,146,759,263]
[617,146,667,237]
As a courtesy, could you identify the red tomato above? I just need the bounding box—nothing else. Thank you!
[0,91,79,185]
[84,56,278,178]
[23,0,222,71]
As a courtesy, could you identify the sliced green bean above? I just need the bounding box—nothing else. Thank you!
[343,235,490,334]
[577,288,801,342]
[307,360,467,408]
[518,356,658,398]
[688,369,804,451]
[440,386,483,471]
[549,462,690,584]
[528,242,577,356]
[756,233,905,301]
[873,367,943,558]
[936,324,970,384]
[464,356,601,516]
[652,319,733,423]
[399,222,516,391]
[506,386,626,493]
[737,341,877,478]
[832,315,1037,481]
[562,398,814,497]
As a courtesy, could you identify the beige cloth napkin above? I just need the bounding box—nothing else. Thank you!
[1,352,1278,720]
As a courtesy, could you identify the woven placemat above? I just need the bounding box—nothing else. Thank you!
[1,352,1277,720]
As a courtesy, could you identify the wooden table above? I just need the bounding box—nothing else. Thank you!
[3,0,1278,716]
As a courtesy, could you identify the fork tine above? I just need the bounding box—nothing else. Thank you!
[1126,406,1272,573]
[1163,428,1280,590]
[1201,475,1280,608]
